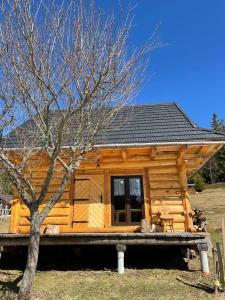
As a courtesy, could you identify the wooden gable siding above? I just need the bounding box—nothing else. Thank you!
[9,144,221,234]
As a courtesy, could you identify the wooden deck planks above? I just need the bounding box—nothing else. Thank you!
[0,232,208,247]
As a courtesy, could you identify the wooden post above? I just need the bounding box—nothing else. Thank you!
[177,156,194,232]
[216,242,225,289]
[144,168,152,224]
[9,199,20,233]
[221,217,225,263]
[104,170,110,227]
[116,244,127,274]
[69,172,75,228]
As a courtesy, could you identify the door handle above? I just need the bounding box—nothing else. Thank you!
[100,194,102,203]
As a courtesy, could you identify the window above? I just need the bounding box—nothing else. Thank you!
[111,176,144,225]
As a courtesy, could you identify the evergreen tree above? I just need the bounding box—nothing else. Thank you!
[211,113,220,131]
[201,113,225,183]
[192,173,205,192]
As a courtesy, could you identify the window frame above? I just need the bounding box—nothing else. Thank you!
[111,175,145,226]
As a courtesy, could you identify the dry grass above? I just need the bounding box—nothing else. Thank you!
[0,267,220,300]
[0,185,225,299]
[0,220,9,233]
[191,184,225,244]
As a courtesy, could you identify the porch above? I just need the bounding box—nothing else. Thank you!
[0,232,210,274]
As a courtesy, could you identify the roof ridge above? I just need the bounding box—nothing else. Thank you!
[125,102,175,108]
[172,102,197,128]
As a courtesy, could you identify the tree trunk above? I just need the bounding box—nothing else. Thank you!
[209,160,213,183]
[18,210,41,300]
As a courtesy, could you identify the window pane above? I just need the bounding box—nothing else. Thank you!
[129,178,142,209]
[131,210,142,222]
[115,210,126,223]
[129,178,141,197]
[113,178,125,217]
[113,179,125,196]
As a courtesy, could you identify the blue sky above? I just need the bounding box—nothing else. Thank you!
[97,0,225,128]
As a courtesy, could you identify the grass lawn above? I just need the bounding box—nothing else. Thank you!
[1,185,225,300]
[0,219,9,233]
[0,268,218,300]
[191,184,225,244]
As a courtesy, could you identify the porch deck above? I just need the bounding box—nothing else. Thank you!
[0,232,208,247]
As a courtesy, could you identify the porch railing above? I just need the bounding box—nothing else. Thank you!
[0,204,11,222]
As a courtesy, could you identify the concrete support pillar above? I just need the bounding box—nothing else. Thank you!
[116,244,127,274]
[198,243,209,275]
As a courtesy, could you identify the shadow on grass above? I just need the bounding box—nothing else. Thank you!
[0,274,22,298]
[176,277,214,294]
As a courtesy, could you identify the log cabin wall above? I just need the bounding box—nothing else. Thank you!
[10,161,71,234]
[9,144,221,234]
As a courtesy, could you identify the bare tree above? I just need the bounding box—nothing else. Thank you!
[0,0,161,299]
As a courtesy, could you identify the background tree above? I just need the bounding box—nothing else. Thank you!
[192,173,205,192]
[199,113,225,184]
[0,1,161,299]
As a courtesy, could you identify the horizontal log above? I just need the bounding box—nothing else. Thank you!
[99,145,183,154]
[31,186,70,193]
[152,215,185,223]
[18,226,30,234]
[18,224,69,234]
[148,167,178,175]
[20,200,70,210]
[150,189,181,197]
[3,231,208,246]
[20,207,70,218]
[64,225,142,233]
[108,169,144,175]
[79,159,177,170]
[149,174,179,181]
[30,178,70,184]
[151,200,183,205]
[25,172,67,179]
[150,181,180,189]
[151,196,182,201]
[36,191,70,199]
[173,223,185,231]
[100,153,178,163]
[151,206,184,214]
[19,216,69,226]
[25,165,67,172]
[75,170,105,175]
[19,199,70,208]
[13,190,70,201]
[18,225,142,234]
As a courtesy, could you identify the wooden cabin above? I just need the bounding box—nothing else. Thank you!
[7,103,225,235]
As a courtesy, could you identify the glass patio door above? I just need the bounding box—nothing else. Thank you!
[111,176,144,225]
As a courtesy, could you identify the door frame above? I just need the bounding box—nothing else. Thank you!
[111,175,145,226]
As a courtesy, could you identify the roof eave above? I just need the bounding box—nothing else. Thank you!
[3,140,225,151]
[93,140,225,148]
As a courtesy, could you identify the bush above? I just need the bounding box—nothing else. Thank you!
[193,173,205,192]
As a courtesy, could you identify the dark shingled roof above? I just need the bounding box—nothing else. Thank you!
[4,102,225,148]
